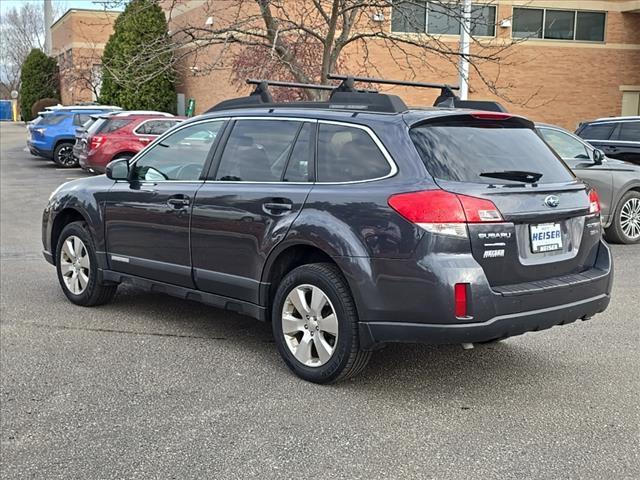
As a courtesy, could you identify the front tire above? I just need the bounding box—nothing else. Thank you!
[56,222,117,306]
[53,142,78,168]
[605,191,640,244]
[272,263,371,384]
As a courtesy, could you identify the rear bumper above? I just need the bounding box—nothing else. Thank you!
[344,239,613,350]
[27,140,52,159]
[360,293,610,349]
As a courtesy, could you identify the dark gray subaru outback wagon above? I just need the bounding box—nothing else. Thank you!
[42,76,613,383]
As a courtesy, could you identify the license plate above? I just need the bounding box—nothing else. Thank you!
[530,222,563,253]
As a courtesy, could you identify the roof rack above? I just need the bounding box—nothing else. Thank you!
[207,74,505,114]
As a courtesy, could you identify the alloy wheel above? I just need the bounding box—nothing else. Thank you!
[57,145,75,166]
[59,235,90,294]
[620,197,640,240]
[281,284,339,367]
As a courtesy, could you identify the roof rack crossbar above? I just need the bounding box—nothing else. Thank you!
[327,73,459,91]
[247,78,335,91]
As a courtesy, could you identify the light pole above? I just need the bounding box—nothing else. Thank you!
[44,0,53,55]
[458,0,471,100]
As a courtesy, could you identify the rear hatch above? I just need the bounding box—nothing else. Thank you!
[409,113,602,287]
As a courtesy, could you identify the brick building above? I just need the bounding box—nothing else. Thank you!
[51,9,119,104]
[165,0,640,130]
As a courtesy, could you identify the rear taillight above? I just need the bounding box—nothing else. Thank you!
[89,135,106,150]
[588,189,601,215]
[454,283,468,318]
[388,190,503,237]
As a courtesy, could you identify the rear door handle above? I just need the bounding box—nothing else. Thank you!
[263,202,292,214]
[167,195,190,209]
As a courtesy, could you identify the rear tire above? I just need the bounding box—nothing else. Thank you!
[55,222,117,306]
[53,142,77,168]
[605,191,640,244]
[272,263,371,384]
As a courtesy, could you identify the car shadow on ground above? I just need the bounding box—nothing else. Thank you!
[99,284,563,395]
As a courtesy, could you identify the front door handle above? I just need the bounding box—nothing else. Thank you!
[167,195,190,209]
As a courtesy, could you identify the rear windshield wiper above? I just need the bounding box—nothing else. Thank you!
[479,170,543,183]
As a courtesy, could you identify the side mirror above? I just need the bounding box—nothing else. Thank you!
[105,158,130,180]
[592,149,605,165]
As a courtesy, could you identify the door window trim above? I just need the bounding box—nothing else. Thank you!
[202,116,398,185]
[127,117,229,183]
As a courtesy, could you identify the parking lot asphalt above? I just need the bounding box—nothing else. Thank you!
[1,121,639,479]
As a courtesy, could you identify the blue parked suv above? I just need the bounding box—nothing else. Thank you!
[28,106,120,167]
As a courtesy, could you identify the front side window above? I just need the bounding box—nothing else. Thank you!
[513,7,605,42]
[317,124,391,182]
[392,1,496,36]
[101,119,133,134]
[539,128,590,159]
[215,120,302,182]
[617,122,640,142]
[132,121,223,181]
[578,123,615,140]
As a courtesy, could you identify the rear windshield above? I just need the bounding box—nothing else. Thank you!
[410,119,575,185]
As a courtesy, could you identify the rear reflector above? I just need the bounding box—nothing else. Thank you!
[588,189,601,214]
[454,283,468,318]
[388,190,503,237]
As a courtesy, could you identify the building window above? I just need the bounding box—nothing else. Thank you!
[512,7,606,42]
[391,1,496,37]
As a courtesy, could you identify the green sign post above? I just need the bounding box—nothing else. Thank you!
[186,98,196,117]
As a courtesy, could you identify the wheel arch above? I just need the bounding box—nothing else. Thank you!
[53,137,76,151]
[50,207,89,265]
[111,151,137,162]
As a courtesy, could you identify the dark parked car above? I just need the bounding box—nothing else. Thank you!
[575,116,640,165]
[537,123,640,244]
[42,77,613,383]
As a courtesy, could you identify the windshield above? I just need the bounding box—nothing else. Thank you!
[410,119,575,185]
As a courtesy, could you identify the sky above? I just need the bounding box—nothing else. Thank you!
[0,1,121,19]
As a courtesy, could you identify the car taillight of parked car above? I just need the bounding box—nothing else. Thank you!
[588,189,601,215]
[89,135,106,150]
[388,190,503,238]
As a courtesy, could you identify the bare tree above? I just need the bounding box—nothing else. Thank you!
[108,1,532,103]
[0,1,66,96]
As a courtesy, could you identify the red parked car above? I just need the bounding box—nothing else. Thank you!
[80,112,184,173]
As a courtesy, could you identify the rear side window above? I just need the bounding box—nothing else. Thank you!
[578,123,615,140]
[617,121,640,141]
[216,120,301,182]
[317,124,390,182]
[410,119,574,185]
[136,119,181,136]
[73,114,91,126]
[284,122,313,182]
[39,114,66,126]
[101,119,133,134]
